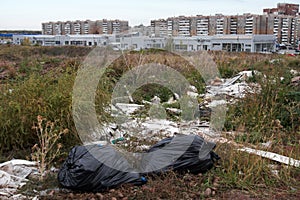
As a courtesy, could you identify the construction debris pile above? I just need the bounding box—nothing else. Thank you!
[98,70,262,147]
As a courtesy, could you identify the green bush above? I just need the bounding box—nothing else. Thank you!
[225,74,300,144]
[0,68,80,152]
[288,59,300,69]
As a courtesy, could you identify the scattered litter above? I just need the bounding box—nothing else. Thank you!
[0,159,38,199]
[141,119,179,136]
[112,103,144,115]
[210,77,223,86]
[136,145,151,151]
[205,70,261,101]
[207,99,227,108]
[290,69,299,76]
[166,107,182,114]
[187,91,199,98]
[268,164,279,177]
[260,141,272,149]
[151,96,161,104]
[188,85,198,93]
[269,59,281,64]
[291,76,300,86]
[238,70,261,79]
[0,159,37,168]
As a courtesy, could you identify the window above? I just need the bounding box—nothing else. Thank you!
[175,44,187,50]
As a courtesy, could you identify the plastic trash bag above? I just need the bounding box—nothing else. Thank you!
[58,134,219,192]
[143,134,220,174]
[58,144,147,192]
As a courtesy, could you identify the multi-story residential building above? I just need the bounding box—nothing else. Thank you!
[42,22,54,35]
[150,19,168,37]
[42,19,129,35]
[196,16,209,36]
[178,17,191,36]
[102,20,108,34]
[73,21,81,35]
[295,17,300,46]
[167,20,173,36]
[264,3,299,16]
[245,15,254,35]
[63,21,72,35]
[53,22,62,35]
[215,16,224,35]
[129,24,152,36]
[150,3,300,46]
[266,15,299,45]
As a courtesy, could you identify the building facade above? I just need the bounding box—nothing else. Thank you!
[13,33,276,53]
[263,3,299,16]
[150,3,300,47]
[42,19,129,35]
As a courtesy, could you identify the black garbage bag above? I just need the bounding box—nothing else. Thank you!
[58,134,219,192]
[142,134,220,174]
[58,144,147,192]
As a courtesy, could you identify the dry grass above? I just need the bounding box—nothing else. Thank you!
[0,46,299,199]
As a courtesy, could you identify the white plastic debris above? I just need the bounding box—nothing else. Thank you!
[166,108,182,114]
[238,147,300,167]
[188,85,198,93]
[112,103,144,115]
[291,76,300,86]
[290,69,299,76]
[0,159,37,168]
[207,99,227,108]
[0,159,38,198]
[205,71,262,109]
[151,96,161,104]
[260,141,272,149]
[187,91,199,98]
[142,119,179,136]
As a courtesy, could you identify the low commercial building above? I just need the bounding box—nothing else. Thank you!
[173,35,276,52]
[12,33,275,53]
[13,34,114,46]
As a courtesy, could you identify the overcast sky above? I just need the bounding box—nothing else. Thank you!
[1,0,299,30]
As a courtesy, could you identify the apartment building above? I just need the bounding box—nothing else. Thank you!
[264,3,299,16]
[150,3,300,46]
[151,14,300,46]
[196,16,209,36]
[42,19,129,35]
[150,19,168,37]
[178,17,191,36]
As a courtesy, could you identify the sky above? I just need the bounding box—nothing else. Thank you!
[0,0,299,30]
